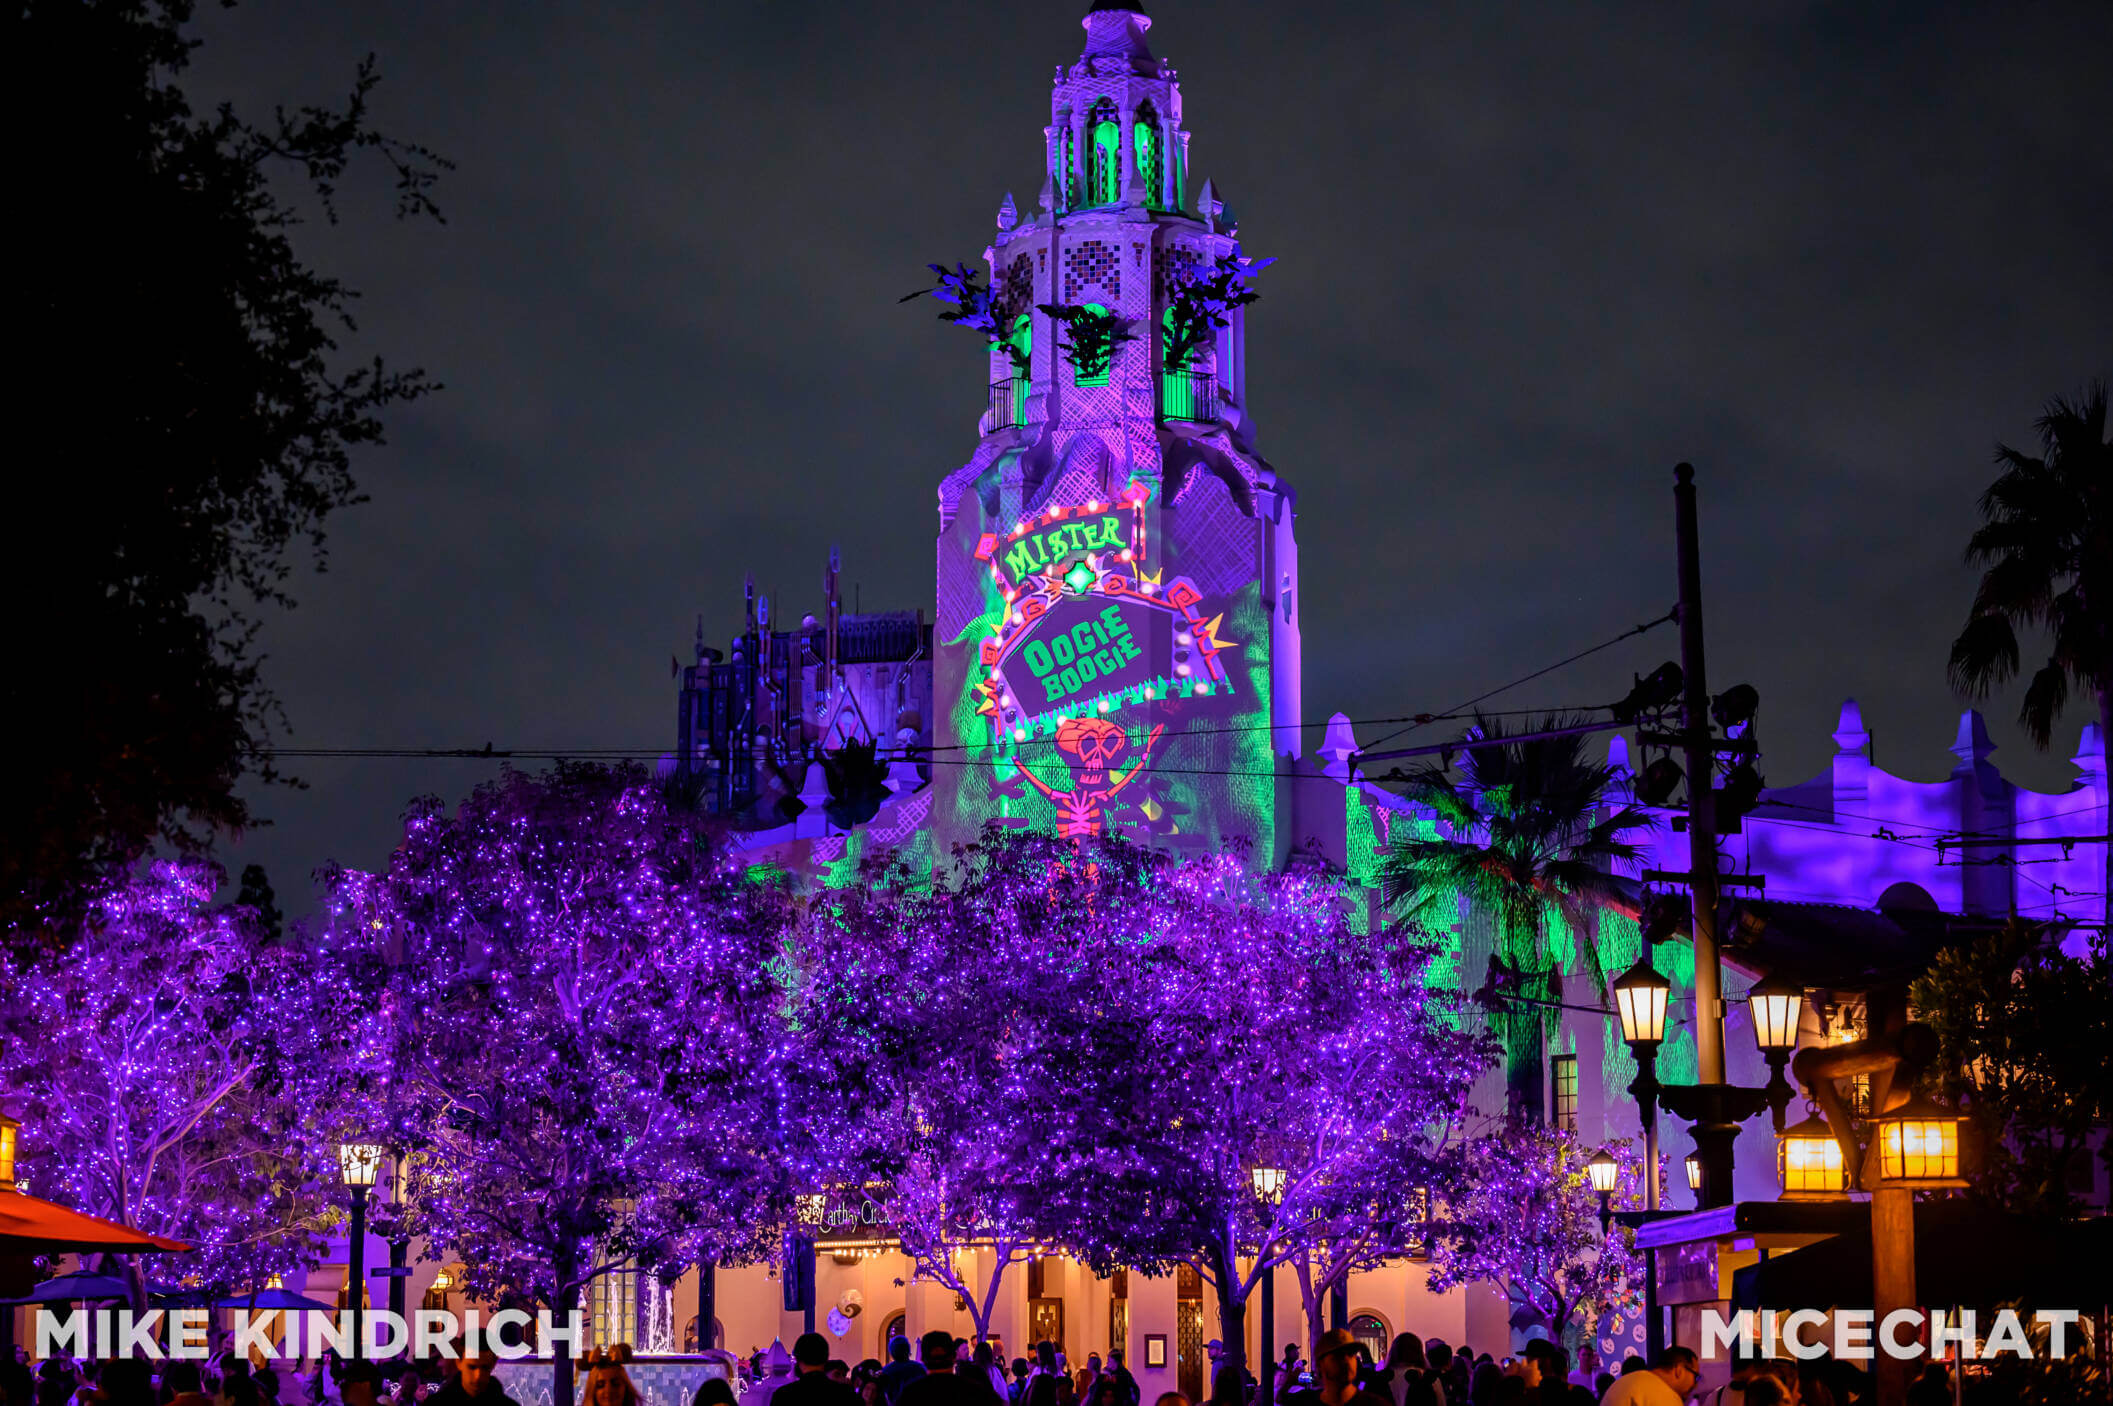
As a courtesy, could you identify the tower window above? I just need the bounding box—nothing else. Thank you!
[1060,124,1077,211]
[1074,302,1111,387]
[1088,99,1120,206]
[1551,1053,1579,1131]
[1133,103,1162,210]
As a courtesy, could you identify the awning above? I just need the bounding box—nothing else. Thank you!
[0,1190,191,1254]
[1732,1203,2113,1311]
[0,1269,134,1305]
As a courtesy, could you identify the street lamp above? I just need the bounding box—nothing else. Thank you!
[1775,1110,1848,1201]
[1874,1093,1965,1185]
[1684,1152,1702,1198]
[1612,954,1671,1210]
[1250,1165,1288,1406]
[1748,975,1805,1132]
[339,1143,383,1357]
[1586,1149,1619,1235]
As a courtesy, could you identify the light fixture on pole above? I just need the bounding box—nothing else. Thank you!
[1250,1164,1288,1406]
[1874,1093,1966,1186]
[1684,1152,1702,1197]
[339,1143,383,1359]
[1250,1166,1287,1206]
[1748,974,1805,1133]
[1611,954,1671,1210]
[1586,1149,1620,1236]
[1775,1109,1849,1201]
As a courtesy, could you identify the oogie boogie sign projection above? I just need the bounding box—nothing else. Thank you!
[968,480,1238,838]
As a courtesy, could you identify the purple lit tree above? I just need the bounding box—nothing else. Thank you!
[325,764,800,1406]
[1425,1126,1645,1350]
[0,860,341,1298]
[996,840,1494,1379]
[788,832,1103,1341]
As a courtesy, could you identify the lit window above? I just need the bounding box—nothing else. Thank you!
[1133,102,1162,209]
[1551,1054,1579,1131]
[1089,100,1120,205]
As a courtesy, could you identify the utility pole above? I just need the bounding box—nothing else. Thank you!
[1674,463,1725,1088]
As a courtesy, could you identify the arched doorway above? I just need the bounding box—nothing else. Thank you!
[1348,1313,1390,1367]
[881,1311,908,1355]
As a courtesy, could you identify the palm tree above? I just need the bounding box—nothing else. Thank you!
[1948,381,2111,920]
[1379,714,1652,1123]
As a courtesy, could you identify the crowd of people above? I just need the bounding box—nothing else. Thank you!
[0,1346,525,1406]
[723,1330,1902,1406]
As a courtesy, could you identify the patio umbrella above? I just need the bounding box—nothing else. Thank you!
[214,1288,334,1312]
[0,1190,190,1254]
[0,1269,133,1305]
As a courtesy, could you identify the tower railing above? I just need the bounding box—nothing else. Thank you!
[989,378,1026,431]
[1161,370,1216,423]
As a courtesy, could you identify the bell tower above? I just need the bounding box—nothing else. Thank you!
[930,0,1304,859]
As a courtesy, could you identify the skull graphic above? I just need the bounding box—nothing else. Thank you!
[1055,716,1129,785]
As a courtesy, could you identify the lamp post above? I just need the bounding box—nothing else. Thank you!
[1611,954,1671,1362]
[1611,956,1670,1211]
[1251,1166,1286,1406]
[1585,1150,1619,1236]
[339,1143,383,1358]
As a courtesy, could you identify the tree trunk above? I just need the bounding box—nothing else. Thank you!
[552,1244,579,1406]
[1216,1290,1249,1388]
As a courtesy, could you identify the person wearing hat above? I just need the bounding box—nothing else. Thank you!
[771,1336,857,1406]
[1283,1331,1378,1406]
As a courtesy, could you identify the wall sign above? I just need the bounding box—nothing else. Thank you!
[967,480,1240,839]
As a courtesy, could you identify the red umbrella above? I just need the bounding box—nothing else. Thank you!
[0,1190,191,1254]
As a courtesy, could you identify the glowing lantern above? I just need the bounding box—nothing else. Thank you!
[1585,1150,1619,1195]
[1875,1093,1963,1184]
[1612,956,1671,1050]
[1684,1152,1702,1192]
[1748,974,1804,1054]
[1776,1111,1848,1200]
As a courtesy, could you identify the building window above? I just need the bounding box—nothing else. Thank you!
[1088,100,1120,206]
[1551,1054,1579,1131]
[1060,124,1077,211]
[1133,102,1161,209]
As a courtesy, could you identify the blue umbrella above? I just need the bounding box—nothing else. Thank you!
[214,1288,334,1312]
[0,1269,132,1305]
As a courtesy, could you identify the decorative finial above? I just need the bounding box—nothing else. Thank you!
[1198,177,1221,233]
[997,193,1018,232]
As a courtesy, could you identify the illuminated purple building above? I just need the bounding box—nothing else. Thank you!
[647,0,2108,1371]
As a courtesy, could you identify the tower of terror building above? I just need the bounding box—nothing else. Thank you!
[932,0,1310,860]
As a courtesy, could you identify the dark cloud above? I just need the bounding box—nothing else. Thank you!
[182,1,2113,909]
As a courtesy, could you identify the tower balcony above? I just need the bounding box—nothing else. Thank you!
[988,377,1027,433]
[1160,369,1216,423]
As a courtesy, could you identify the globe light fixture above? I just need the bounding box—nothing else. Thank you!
[338,1143,385,1189]
[1875,1093,1964,1185]
[1748,975,1804,1053]
[1748,974,1805,1133]
[1585,1149,1620,1235]
[1776,1110,1849,1201]
[1250,1165,1287,1205]
[1612,956,1671,1050]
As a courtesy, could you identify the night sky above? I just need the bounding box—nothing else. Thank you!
[183,1,2112,912]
